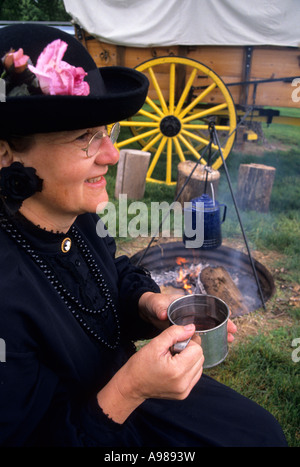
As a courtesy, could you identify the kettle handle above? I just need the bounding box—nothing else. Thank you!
[210,182,215,206]
[219,204,227,223]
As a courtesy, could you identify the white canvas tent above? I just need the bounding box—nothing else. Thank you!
[63,0,300,48]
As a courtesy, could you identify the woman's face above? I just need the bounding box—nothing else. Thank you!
[13,126,119,229]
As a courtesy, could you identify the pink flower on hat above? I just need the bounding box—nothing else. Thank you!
[28,39,90,96]
[2,48,29,73]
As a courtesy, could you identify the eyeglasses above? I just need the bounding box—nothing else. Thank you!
[81,122,120,158]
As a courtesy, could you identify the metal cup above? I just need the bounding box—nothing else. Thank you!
[167,294,229,368]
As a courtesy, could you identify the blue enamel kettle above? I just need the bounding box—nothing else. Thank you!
[183,191,227,249]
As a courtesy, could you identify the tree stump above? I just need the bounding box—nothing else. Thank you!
[176,160,220,206]
[236,163,276,212]
[114,149,151,200]
[200,266,249,317]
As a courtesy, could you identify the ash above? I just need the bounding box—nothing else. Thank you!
[151,262,210,294]
[151,262,259,310]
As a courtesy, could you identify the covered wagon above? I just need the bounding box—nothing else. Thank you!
[64,0,300,184]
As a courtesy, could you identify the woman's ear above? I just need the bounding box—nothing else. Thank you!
[0,140,14,168]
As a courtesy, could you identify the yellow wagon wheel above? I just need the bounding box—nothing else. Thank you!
[116,56,236,185]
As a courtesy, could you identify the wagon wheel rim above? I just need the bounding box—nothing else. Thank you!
[116,56,236,185]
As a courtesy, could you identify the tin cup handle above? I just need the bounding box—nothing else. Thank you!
[170,337,192,354]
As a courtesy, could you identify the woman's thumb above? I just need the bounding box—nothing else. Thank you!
[160,324,196,353]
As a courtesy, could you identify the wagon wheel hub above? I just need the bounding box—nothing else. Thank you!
[160,115,181,137]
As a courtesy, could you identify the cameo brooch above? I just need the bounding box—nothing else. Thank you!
[61,237,72,253]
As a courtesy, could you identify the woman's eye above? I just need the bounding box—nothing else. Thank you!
[76,132,90,142]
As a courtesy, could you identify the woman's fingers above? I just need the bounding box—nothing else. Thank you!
[227,318,237,342]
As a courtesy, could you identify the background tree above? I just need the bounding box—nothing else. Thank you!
[0,0,70,21]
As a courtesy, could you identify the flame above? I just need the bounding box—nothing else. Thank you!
[175,257,202,295]
[175,257,193,294]
[176,257,188,266]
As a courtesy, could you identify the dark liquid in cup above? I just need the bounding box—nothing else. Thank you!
[173,315,220,331]
[194,316,220,331]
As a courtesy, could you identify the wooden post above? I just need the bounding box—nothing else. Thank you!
[237,163,276,212]
[176,160,220,206]
[114,149,151,200]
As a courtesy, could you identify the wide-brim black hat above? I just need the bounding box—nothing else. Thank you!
[0,23,149,135]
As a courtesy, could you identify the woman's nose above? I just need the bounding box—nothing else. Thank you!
[95,136,119,166]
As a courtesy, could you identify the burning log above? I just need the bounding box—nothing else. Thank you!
[200,266,249,317]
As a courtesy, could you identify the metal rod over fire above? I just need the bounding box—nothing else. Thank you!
[210,122,266,310]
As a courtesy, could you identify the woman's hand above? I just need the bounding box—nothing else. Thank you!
[97,324,204,424]
[227,319,237,342]
[138,292,238,341]
[138,291,183,329]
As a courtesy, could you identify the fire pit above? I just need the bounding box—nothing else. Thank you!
[131,242,275,317]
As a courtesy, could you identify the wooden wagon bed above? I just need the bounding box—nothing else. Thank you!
[64,0,300,184]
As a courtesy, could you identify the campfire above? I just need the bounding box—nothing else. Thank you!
[152,256,250,317]
[174,257,203,295]
[131,242,275,318]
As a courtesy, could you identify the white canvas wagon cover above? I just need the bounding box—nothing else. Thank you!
[63,0,300,48]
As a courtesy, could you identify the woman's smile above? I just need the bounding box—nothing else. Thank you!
[84,174,106,185]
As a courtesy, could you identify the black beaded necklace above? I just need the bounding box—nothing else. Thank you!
[0,213,121,350]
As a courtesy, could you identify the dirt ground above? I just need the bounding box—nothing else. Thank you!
[116,235,298,346]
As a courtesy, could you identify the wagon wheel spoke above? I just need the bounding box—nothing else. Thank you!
[181,128,219,151]
[145,96,165,118]
[180,122,230,157]
[142,132,163,152]
[182,102,228,123]
[177,134,203,161]
[138,107,162,122]
[120,121,159,128]
[169,62,176,114]
[147,67,169,115]
[174,68,198,116]
[117,128,160,149]
[178,82,217,119]
[146,136,168,180]
[173,136,187,162]
[166,138,173,185]
[118,56,236,184]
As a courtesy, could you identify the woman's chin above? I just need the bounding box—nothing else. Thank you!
[90,192,109,214]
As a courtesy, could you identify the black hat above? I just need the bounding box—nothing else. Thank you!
[0,23,149,135]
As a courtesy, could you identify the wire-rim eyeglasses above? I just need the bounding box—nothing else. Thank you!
[81,122,120,158]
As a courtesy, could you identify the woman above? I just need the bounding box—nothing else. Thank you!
[0,24,287,447]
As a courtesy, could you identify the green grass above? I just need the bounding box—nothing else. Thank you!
[205,312,300,447]
[207,118,300,445]
[210,114,300,282]
[207,119,300,446]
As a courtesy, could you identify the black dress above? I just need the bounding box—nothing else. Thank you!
[0,210,287,447]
